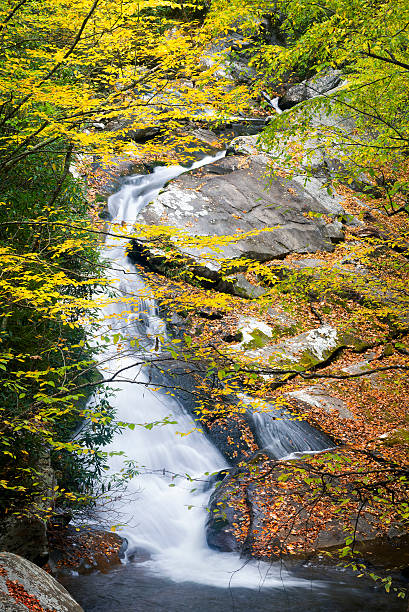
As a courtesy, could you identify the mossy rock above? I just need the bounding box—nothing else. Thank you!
[340,330,373,353]
[243,328,272,349]
[380,428,409,447]
[382,342,395,357]
[263,326,370,373]
[265,325,341,370]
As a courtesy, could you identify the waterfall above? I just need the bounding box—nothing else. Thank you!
[261,92,283,114]
[94,152,328,589]
[237,395,331,459]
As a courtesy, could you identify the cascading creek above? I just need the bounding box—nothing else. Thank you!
[92,151,331,589]
[241,395,331,460]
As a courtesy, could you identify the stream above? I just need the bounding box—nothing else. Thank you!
[64,153,406,611]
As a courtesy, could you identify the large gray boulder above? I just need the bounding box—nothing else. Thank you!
[235,323,341,366]
[133,155,346,280]
[0,552,83,611]
[286,385,355,420]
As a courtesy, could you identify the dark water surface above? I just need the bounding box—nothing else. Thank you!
[63,560,406,612]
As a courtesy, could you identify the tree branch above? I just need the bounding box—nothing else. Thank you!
[0,0,31,32]
[361,47,409,72]
[0,0,100,127]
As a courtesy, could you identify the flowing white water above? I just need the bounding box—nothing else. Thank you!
[236,394,331,460]
[94,152,325,589]
[261,92,283,114]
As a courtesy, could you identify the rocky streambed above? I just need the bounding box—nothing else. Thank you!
[6,43,408,608]
[3,116,407,611]
[2,6,408,610]
[54,114,408,610]
[11,115,396,611]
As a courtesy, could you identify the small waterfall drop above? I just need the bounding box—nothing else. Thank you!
[237,395,331,459]
[261,92,283,114]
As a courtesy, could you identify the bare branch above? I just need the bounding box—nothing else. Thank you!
[362,47,409,72]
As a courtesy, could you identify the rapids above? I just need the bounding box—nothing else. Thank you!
[94,151,327,587]
[64,154,406,611]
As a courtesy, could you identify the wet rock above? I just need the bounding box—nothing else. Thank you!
[259,14,287,46]
[206,466,250,553]
[207,417,257,463]
[207,450,387,560]
[201,38,241,80]
[197,308,224,320]
[222,330,244,343]
[47,526,126,576]
[228,58,257,84]
[0,451,54,566]
[143,357,258,465]
[0,552,83,612]
[92,155,146,197]
[104,117,161,143]
[183,128,224,152]
[0,517,49,567]
[203,469,231,493]
[133,154,348,284]
[286,385,355,420]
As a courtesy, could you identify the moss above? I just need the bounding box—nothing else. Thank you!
[244,328,272,349]
[383,343,394,357]
[340,331,372,353]
[381,428,409,447]
[266,324,299,342]
[297,352,322,369]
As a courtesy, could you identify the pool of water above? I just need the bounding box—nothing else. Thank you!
[62,560,406,612]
